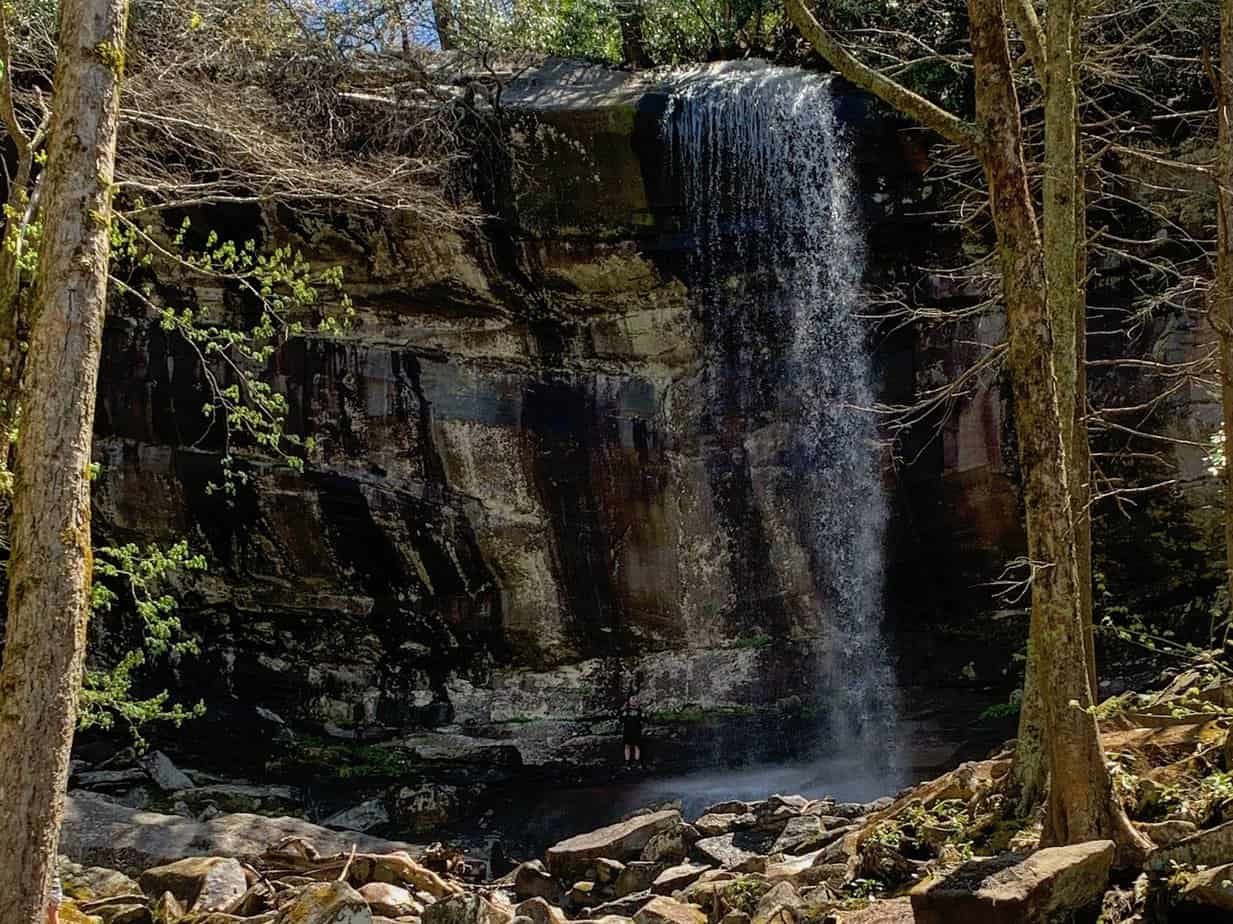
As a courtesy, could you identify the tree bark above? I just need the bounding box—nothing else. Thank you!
[784,0,1149,862]
[966,0,1148,862]
[1216,0,1233,613]
[0,0,129,919]
[432,1,454,51]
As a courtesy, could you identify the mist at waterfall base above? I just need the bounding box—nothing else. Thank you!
[664,64,902,784]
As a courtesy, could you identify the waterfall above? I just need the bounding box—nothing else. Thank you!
[663,62,900,773]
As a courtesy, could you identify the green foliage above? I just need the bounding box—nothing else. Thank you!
[110,212,354,494]
[649,704,756,723]
[977,700,1020,721]
[271,735,413,781]
[722,876,771,915]
[443,0,783,65]
[866,798,975,863]
[79,540,209,746]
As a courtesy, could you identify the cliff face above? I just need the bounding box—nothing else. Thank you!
[83,61,1011,800]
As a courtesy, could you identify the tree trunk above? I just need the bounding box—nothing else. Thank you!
[967,0,1149,863]
[0,0,129,919]
[1216,0,1233,613]
[1015,0,1091,812]
[616,1,651,69]
[432,1,454,51]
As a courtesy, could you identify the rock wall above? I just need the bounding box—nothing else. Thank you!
[82,60,1015,810]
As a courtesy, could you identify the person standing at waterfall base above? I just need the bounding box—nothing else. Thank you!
[622,704,644,768]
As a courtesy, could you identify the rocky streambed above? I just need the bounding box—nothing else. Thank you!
[53,671,1233,924]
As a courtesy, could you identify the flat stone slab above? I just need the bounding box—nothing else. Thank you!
[633,896,707,924]
[652,863,711,895]
[693,834,766,873]
[60,792,419,875]
[910,840,1114,924]
[547,810,681,879]
[1147,819,1233,874]
[1179,862,1233,915]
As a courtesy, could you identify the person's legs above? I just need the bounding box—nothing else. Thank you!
[48,902,59,924]
[632,745,641,766]
[624,744,633,764]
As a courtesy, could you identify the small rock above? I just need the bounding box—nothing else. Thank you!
[753,881,801,924]
[770,817,823,855]
[595,859,626,885]
[59,858,141,901]
[392,783,462,834]
[515,896,568,924]
[570,882,597,906]
[719,913,750,924]
[615,862,663,898]
[514,861,562,903]
[588,891,657,917]
[275,881,373,923]
[137,751,194,793]
[693,835,766,873]
[701,801,749,817]
[325,799,391,833]
[633,896,706,924]
[641,830,689,865]
[1178,862,1233,914]
[651,864,711,896]
[423,893,514,924]
[360,882,420,918]
[138,857,246,912]
[693,815,739,838]
[149,892,184,924]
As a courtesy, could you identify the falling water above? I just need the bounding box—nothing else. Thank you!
[663,63,900,774]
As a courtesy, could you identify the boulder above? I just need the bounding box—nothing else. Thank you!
[547,811,681,881]
[569,882,597,906]
[909,840,1115,924]
[588,891,657,917]
[1147,819,1233,873]
[595,858,626,885]
[515,896,569,924]
[515,861,563,903]
[138,857,247,912]
[392,783,462,833]
[615,863,663,898]
[60,793,416,875]
[693,815,740,838]
[753,882,801,924]
[633,896,706,924]
[324,800,391,833]
[59,858,142,900]
[359,882,420,918]
[651,864,711,896]
[275,882,373,924]
[702,802,750,817]
[424,894,515,924]
[641,830,689,865]
[84,902,151,924]
[137,752,194,793]
[1178,863,1233,915]
[692,835,766,873]
[178,784,301,817]
[770,817,823,856]
[1140,820,1199,847]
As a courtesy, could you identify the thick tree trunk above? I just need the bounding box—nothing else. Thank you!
[1217,0,1233,613]
[0,0,129,919]
[967,0,1148,864]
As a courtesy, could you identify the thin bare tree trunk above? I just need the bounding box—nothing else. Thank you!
[1215,0,1233,613]
[432,1,455,51]
[0,0,129,918]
